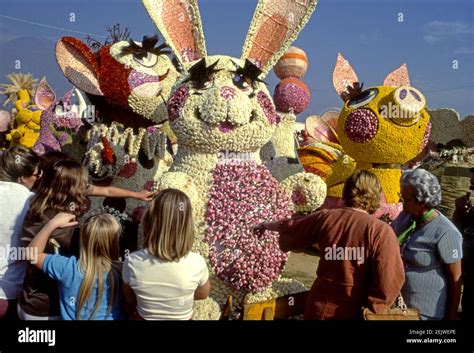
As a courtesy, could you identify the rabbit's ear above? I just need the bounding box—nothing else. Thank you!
[142,0,207,66]
[241,0,318,78]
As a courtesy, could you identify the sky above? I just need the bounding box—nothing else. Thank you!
[0,0,473,120]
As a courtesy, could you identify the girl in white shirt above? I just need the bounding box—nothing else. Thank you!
[0,146,40,319]
[122,189,210,320]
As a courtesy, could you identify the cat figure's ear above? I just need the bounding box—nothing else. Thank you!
[332,53,360,101]
[384,64,410,87]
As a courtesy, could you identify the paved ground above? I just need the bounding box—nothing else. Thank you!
[281,248,320,289]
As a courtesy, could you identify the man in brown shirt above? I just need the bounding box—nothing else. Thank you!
[256,171,405,320]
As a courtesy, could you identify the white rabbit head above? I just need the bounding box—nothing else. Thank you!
[143,0,318,154]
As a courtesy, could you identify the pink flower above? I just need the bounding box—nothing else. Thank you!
[204,161,291,293]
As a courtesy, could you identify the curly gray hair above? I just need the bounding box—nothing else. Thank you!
[400,168,441,209]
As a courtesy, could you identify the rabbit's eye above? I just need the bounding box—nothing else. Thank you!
[192,76,214,90]
[184,58,220,92]
[233,74,252,91]
[133,52,159,68]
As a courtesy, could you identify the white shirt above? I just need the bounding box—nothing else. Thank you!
[0,181,34,299]
[123,249,209,320]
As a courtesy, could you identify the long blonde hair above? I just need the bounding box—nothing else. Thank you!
[142,188,195,261]
[29,159,89,218]
[76,214,121,320]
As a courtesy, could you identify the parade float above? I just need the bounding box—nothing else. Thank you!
[139,0,327,317]
[54,25,180,220]
[427,109,474,148]
[320,53,432,221]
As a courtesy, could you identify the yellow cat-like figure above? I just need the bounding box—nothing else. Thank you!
[331,53,431,221]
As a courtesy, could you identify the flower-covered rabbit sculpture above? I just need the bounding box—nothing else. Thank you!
[55,32,181,217]
[331,53,432,221]
[143,0,321,303]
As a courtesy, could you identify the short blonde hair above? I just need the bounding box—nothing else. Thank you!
[142,189,195,261]
[342,170,381,214]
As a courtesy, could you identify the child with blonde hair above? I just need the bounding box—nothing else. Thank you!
[19,158,153,320]
[122,189,210,320]
[27,213,124,320]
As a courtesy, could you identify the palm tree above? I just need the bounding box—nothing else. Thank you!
[0,73,38,106]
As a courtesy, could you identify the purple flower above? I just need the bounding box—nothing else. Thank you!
[167,86,189,121]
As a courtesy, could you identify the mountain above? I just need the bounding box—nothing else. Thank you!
[0,36,71,103]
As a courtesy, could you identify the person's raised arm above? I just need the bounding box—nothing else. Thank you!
[26,212,78,269]
[88,185,155,201]
[254,212,324,252]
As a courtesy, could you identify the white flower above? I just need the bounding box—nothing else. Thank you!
[281,173,327,214]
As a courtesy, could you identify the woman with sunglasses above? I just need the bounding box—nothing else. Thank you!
[0,146,41,320]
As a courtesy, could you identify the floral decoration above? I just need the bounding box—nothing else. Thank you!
[5,89,41,148]
[204,161,291,293]
[281,173,327,214]
[273,77,310,114]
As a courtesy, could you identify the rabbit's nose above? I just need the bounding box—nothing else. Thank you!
[220,86,237,101]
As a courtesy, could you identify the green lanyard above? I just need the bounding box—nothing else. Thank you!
[397,209,435,246]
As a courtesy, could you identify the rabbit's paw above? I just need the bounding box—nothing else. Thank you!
[281,172,327,215]
[155,171,198,203]
[192,298,222,320]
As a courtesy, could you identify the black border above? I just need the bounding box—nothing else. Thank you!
[1,320,473,353]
